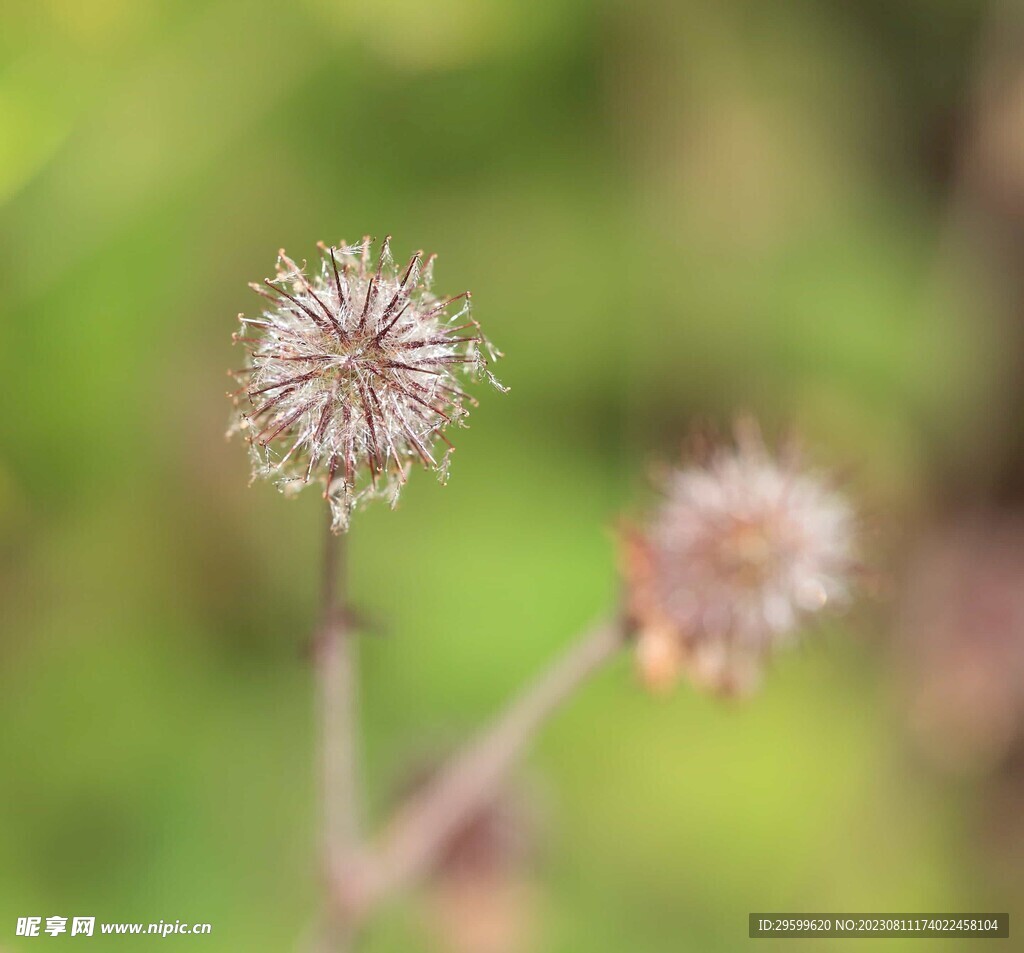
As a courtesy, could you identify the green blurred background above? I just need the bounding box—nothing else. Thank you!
[3,0,1024,949]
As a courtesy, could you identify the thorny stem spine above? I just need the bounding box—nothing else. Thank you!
[334,617,629,923]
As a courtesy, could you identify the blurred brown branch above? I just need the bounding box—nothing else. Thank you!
[334,617,628,925]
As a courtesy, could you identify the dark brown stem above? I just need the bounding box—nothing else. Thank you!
[337,617,628,920]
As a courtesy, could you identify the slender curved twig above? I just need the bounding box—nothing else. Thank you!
[335,617,628,921]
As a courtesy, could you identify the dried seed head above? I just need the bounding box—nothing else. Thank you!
[228,237,504,531]
[622,420,857,696]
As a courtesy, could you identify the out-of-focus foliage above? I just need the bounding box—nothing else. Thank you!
[2,0,1021,950]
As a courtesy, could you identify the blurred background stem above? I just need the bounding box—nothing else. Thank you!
[340,617,628,921]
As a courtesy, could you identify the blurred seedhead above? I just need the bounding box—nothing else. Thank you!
[228,237,504,532]
[898,514,1024,775]
[622,419,858,697]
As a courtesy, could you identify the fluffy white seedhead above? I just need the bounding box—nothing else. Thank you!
[229,237,504,531]
[625,421,856,695]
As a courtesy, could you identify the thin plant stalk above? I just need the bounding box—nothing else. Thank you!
[316,521,361,947]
